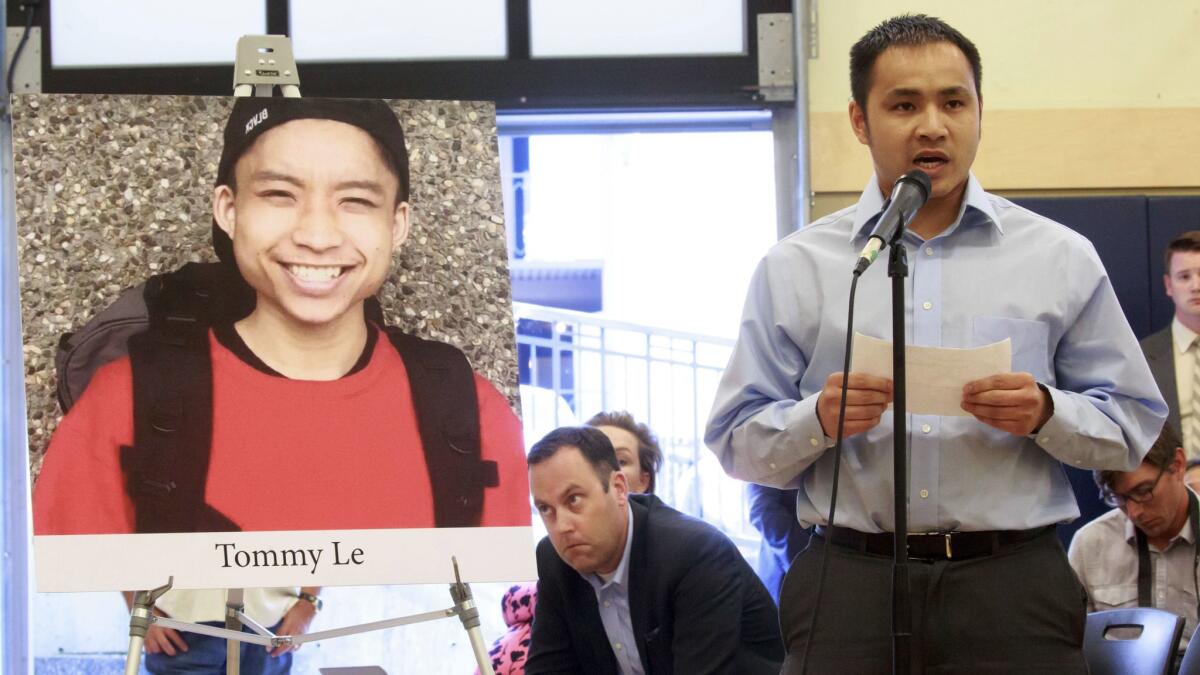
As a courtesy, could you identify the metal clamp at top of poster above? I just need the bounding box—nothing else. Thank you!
[233,35,300,98]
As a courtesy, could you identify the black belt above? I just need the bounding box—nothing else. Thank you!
[813,525,1052,561]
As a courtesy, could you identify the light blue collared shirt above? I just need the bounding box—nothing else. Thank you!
[706,175,1167,533]
[583,504,644,675]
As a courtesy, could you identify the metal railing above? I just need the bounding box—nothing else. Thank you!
[513,302,760,550]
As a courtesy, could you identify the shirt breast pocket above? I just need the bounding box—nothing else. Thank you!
[972,316,1052,383]
[1090,583,1138,611]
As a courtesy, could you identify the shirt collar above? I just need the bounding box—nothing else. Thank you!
[587,503,635,591]
[1172,316,1200,354]
[850,173,1000,243]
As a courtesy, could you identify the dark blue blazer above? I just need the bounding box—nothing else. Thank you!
[526,494,784,675]
[1141,325,1181,437]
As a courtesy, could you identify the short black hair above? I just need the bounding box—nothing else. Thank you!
[586,410,663,494]
[528,426,621,491]
[1095,423,1182,491]
[1164,231,1200,271]
[849,14,982,112]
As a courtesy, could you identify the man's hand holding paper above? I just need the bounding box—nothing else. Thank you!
[962,373,1053,436]
[816,372,893,439]
[842,333,1048,438]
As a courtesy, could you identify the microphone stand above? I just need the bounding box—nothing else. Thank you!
[888,241,912,675]
[848,168,929,674]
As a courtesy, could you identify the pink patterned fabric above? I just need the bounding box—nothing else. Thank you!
[477,583,538,675]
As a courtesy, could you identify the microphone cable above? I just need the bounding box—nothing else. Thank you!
[798,270,861,673]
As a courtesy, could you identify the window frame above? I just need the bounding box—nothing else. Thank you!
[32,0,790,110]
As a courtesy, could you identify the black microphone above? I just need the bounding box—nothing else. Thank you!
[852,170,932,276]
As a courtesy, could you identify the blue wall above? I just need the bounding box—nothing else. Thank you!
[1013,195,1200,545]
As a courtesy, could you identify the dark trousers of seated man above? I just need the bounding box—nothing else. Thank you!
[780,528,1088,674]
[145,621,291,675]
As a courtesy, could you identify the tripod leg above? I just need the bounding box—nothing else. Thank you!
[450,580,494,675]
[465,622,495,675]
[124,632,146,675]
[126,579,174,675]
[226,588,245,675]
[125,589,152,675]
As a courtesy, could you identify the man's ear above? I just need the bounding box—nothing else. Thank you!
[392,201,411,252]
[213,185,237,240]
[611,469,629,507]
[1172,447,1188,476]
[849,100,870,146]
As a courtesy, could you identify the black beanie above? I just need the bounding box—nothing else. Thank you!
[211,97,410,266]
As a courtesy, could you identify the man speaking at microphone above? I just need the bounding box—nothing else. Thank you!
[706,14,1166,673]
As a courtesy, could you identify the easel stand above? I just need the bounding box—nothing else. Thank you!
[225,588,244,675]
[124,558,495,675]
[122,35,496,675]
[125,578,173,675]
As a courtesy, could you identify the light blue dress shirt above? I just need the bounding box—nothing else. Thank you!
[584,504,644,675]
[706,175,1167,533]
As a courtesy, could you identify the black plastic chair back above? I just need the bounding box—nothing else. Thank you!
[1083,608,1184,675]
[1178,624,1200,675]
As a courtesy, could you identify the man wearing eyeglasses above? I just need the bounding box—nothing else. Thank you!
[1069,423,1199,653]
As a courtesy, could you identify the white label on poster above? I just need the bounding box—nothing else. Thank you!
[34,527,536,592]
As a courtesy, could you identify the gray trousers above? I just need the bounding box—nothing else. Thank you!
[780,528,1089,674]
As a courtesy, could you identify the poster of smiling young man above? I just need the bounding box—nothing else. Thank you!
[17,94,534,592]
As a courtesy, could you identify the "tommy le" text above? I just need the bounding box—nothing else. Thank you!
[214,541,365,574]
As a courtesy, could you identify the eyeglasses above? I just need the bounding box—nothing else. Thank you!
[1101,465,1168,508]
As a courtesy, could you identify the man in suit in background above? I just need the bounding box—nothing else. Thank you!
[1142,231,1200,451]
[526,426,783,674]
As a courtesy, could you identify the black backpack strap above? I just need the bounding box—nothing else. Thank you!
[384,328,497,528]
[119,268,239,533]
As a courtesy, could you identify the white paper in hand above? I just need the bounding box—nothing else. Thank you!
[850,333,1012,416]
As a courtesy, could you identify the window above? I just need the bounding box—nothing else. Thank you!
[290,0,508,62]
[50,0,265,68]
[530,0,746,58]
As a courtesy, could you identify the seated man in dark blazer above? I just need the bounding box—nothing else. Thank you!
[526,426,783,675]
[1142,229,1200,446]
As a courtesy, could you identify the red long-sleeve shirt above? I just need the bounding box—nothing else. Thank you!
[34,330,531,534]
